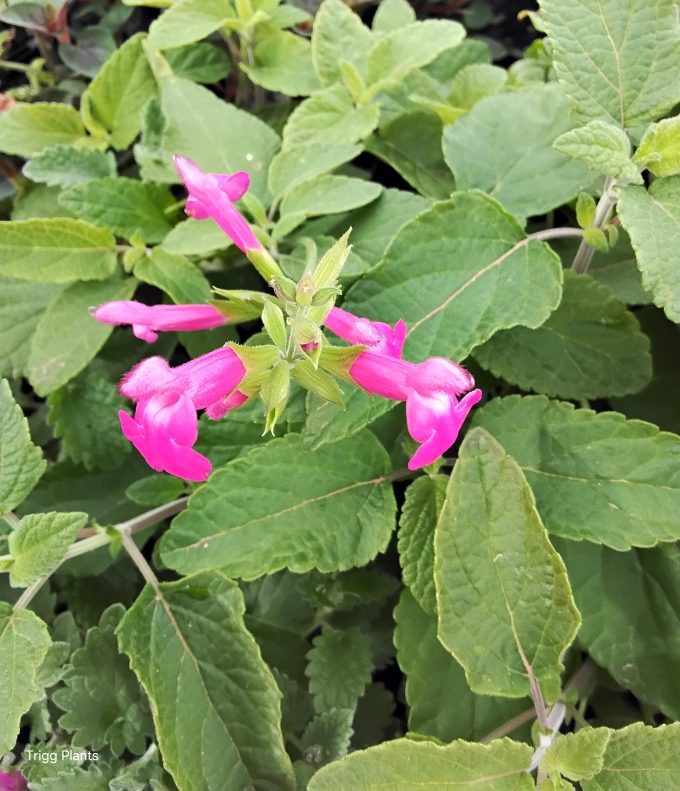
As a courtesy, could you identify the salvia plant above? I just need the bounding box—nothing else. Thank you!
[1,0,680,788]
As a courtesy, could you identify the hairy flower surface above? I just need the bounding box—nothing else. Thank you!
[119,348,246,481]
[173,155,262,253]
[92,301,227,343]
[0,771,27,791]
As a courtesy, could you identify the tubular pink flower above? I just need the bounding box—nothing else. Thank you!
[348,350,481,469]
[92,301,228,343]
[0,771,27,791]
[119,348,246,481]
[173,155,262,253]
[324,307,406,358]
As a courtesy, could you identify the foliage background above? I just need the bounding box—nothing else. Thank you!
[1,0,680,788]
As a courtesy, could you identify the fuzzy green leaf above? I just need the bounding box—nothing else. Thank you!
[398,475,447,613]
[618,176,680,322]
[160,432,396,578]
[81,33,157,149]
[553,120,642,183]
[117,573,296,791]
[8,511,87,587]
[0,379,45,513]
[47,370,131,470]
[543,729,611,781]
[59,178,176,243]
[473,395,680,550]
[434,428,580,698]
[443,87,592,217]
[582,723,680,790]
[539,0,680,127]
[242,31,321,97]
[27,276,137,395]
[634,116,680,177]
[394,591,530,743]
[0,278,61,379]
[53,604,153,756]
[280,175,382,221]
[307,737,534,790]
[134,248,211,303]
[344,191,563,360]
[474,271,652,399]
[0,103,88,157]
[306,626,373,713]
[149,0,235,49]
[23,145,117,188]
[0,219,117,283]
[0,603,52,754]
[311,0,373,86]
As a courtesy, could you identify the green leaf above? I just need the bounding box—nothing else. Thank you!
[307,737,534,790]
[618,176,680,322]
[0,278,61,378]
[344,191,563,360]
[576,191,597,229]
[447,63,508,113]
[0,103,88,157]
[612,306,680,434]
[398,475,447,613]
[268,143,362,198]
[23,145,117,188]
[539,0,680,127]
[328,188,431,270]
[133,247,211,303]
[301,709,354,767]
[46,370,131,470]
[306,626,373,713]
[365,20,465,92]
[582,722,680,790]
[543,729,611,781]
[59,178,176,243]
[311,0,373,86]
[280,175,382,222]
[372,0,415,33]
[8,511,87,587]
[634,116,680,176]
[117,573,296,791]
[82,33,157,149]
[165,41,231,84]
[27,276,136,396]
[149,0,234,49]
[54,604,152,756]
[434,428,580,698]
[442,87,592,218]
[304,389,394,451]
[587,229,651,305]
[160,432,396,578]
[0,218,117,283]
[553,120,642,183]
[0,379,45,514]
[0,603,52,754]
[366,111,456,199]
[474,271,652,400]
[282,84,379,148]
[160,217,231,256]
[161,76,280,203]
[242,31,321,97]
[557,539,680,720]
[126,474,186,506]
[394,591,530,743]
[472,395,680,550]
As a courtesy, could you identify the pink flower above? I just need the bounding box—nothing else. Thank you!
[173,155,262,253]
[119,348,246,481]
[0,771,27,791]
[92,301,228,343]
[324,307,406,358]
[324,308,481,468]
[349,351,481,469]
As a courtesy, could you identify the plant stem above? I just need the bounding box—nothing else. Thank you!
[2,512,20,528]
[119,528,160,591]
[572,177,616,274]
[11,500,186,610]
[529,227,584,243]
[481,707,536,743]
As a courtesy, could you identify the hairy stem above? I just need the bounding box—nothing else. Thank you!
[119,528,160,591]
[481,707,536,743]
[572,177,617,274]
